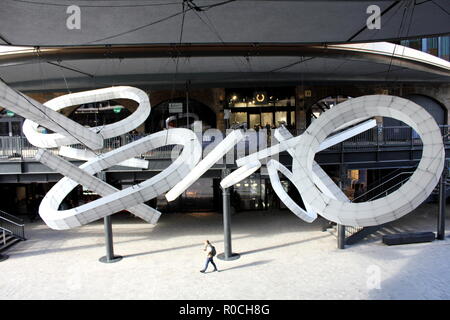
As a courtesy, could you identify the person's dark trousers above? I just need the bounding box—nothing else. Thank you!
[201,257,217,272]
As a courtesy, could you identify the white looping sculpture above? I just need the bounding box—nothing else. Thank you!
[22,86,151,149]
[0,80,443,230]
[232,95,445,227]
[267,159,317,222]
[22,86,150,169]
[297,95,444,226]
[35,129,202,229]
[0,84,205,229]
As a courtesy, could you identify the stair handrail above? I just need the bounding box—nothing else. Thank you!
[366,175,413,201]
[0,226,14,235]
[363,167,411,192]
[0,215,25,227]
[0,210,24,225]
[353,171,414,202]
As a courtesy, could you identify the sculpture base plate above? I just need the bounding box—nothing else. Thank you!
[217,253,240,261]
[99,255,123,263]
[0,254,9,262]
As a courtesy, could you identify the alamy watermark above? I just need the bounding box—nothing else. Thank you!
[169,121,280,165]
[367,4,382,30]
[64,4,381,32]
[66,5,81,30]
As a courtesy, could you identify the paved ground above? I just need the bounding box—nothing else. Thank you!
[1,203,449,300]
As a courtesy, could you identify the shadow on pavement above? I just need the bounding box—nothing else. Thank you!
[239,234,330,256]
[211,259,273,273]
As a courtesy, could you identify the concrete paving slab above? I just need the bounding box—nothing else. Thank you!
[0,203,449,300]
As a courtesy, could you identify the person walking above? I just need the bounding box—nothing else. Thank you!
[200,240,219,273]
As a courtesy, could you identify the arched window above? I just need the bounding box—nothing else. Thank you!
[309,95,352,121]
[145,98,216,133]
[67,100,132,128]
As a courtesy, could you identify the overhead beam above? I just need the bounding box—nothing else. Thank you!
[0,43,448,76]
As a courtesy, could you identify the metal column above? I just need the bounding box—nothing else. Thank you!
[98,172,122,263]
[217,169,240,261]
[437,166,447,240]
[186,81,189,128]
[99,215,122,263]
[337,165,346,249]
[337,224,346,249]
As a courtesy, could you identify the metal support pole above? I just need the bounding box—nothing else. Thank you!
[337,224,346,249]
[437,166,447,240]
[99,215,123,263]
[97,171,122,263]
[217,170,240,261]
[337,165,346,249]
[186,81,190,129]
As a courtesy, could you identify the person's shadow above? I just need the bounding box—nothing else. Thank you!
[206,259,273,273]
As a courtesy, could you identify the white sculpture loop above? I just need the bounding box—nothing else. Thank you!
[220,160,261,189]
[231,95,445,227]
[37,129,202,230]
[22,86,151,149]
[267,159,317,222]
[292,95,444,226]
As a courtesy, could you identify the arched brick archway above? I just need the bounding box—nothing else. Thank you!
[148,88,225,130]
[148,89,224,113]
[401,84,450,125]
[145,97,217,133]
[405,94,447,125]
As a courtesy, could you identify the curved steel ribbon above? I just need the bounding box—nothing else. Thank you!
[14,86,204,229]
[226,95,445,227]
[0,81,442,230]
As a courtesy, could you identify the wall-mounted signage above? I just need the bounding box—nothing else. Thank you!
[169,102,183,113]
[254,91,267,104]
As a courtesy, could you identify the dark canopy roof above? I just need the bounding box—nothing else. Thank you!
[2,42,449,91]
[0,0,449,46]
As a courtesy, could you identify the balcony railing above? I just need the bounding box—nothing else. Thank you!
[0,126,449,162]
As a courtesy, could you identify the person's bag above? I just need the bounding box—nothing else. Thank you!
[210,245,216,257]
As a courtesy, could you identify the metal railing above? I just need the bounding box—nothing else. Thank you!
[342,170,415,244]
[363,168,405,195]
[344,225,364,239]
[0,210,25,241]
[352,171,415,202]
[0,125,448,161]
[366,173,414,202]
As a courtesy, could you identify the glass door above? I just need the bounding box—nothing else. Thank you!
[275,111,287,127]
[249,114,261,130]
[261,112,273,128]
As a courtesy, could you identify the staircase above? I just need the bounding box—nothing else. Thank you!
[0,210,26,253]
[353,169,415,202]
[329,169,416,248]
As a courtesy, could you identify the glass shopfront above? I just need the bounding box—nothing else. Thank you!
[227,87,296,130]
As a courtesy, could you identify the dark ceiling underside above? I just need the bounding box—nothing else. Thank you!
[0,0,449,46]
